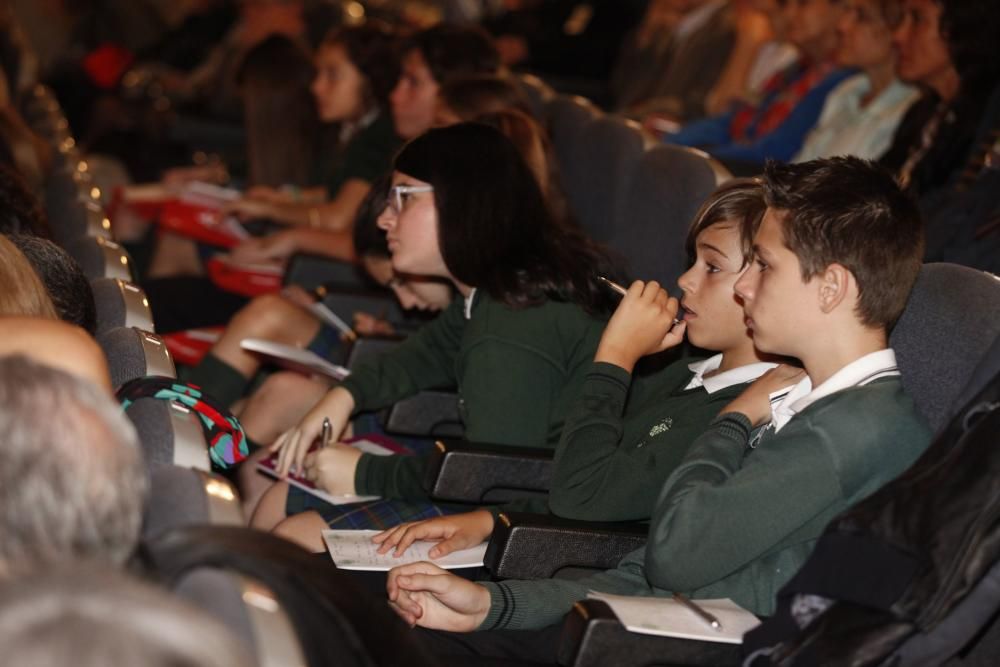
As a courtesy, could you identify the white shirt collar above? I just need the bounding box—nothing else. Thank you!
[463,288,478,320]
[684,353,778,394]
[770,349,900,433]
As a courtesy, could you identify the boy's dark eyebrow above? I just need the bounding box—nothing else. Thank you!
[752,243,774,260]
[697,241,730,259]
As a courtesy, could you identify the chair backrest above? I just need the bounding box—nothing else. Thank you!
[91,277,155,335]
[126,397,210,471]
[544,95,602,184]
[97,326,175,390]
[609,145,719,287]
[143,464,242,540]
[175,568,307,667]
[65,235,135,281]
[562,116,655,242]
[890,264,1000,434]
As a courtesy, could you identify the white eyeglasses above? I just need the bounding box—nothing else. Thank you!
[388,184,433,214]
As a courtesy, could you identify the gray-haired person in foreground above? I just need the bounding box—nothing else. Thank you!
[0,566,253,667]
[0,355,147,576]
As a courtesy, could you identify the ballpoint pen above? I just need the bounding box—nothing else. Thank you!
[321,417,333,447]
[672,592,723,631]
[598,275,683,328]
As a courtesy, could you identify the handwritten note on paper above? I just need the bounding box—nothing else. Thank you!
[586,592,760,644]
[322,530,487,571]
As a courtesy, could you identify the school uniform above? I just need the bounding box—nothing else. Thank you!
[419,350,931,665]
[549,354,776,521]
[285,289,608,527]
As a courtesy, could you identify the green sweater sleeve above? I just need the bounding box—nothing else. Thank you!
[644,413,834,590]
[346,299,464,498]
[549,361,740,522]
[340,297,465,412]
[478,550,655,630]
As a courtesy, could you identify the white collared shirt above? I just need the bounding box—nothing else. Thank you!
[684,353,777,394]
[769,349,900,433]
[674,0,728,42]
[463,288,478,320]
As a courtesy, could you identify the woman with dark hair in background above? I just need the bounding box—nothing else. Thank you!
[251,123,623,548]
[880,0,1000,198]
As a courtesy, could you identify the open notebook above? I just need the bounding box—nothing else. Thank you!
[322,529,487,571]
[586,592,760,644]
[240,338,350,381]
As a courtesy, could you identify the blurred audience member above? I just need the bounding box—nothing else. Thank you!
[0,566,252,667]
[7,234,97,333]
[795,0,917,161]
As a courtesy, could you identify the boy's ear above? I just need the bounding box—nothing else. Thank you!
[817,263,852,314]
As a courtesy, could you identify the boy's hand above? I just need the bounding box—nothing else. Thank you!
[595,280,686,373]
[387,562,491,631]
[372,510,495,558]
[723,364,805,426]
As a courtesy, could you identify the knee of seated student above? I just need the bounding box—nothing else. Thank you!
[249,479,290,530]
[239,372,331,444]
[229,292,318,343]
[272,511,328,553]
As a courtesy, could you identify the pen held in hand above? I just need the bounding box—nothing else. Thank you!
[598,275,683,329]
[321,417,333,448]
[672,592,722,631]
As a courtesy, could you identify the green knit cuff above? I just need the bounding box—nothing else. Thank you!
[710,412,754,445]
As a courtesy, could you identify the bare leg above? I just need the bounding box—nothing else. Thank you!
[272,511,329,552]
[209,293,322,378]
[147,231,205,277]
[250,479,290,530]
[237,372,331,516]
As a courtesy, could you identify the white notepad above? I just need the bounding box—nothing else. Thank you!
[240,338,350,380]
[323,530,488,571]
[586,592,760,644]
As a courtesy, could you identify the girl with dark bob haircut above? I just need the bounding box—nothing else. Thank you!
[252,123,623,546]
[392,122,619,314]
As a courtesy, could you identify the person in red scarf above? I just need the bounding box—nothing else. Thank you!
[663,0,851,166]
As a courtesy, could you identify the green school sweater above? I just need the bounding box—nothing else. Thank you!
[342,292,608,498]
[549,360,752,522]
[479,377,931,629]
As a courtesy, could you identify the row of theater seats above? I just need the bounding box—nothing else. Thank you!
[22,84,317,666]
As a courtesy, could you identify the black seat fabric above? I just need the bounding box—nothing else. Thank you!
[889,263,1000,433]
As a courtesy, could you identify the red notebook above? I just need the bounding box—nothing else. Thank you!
[159,200,248,249]
[162,327,223,366]
[205,255,283,297]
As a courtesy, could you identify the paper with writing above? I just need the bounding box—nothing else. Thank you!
[586,592,760,644]
[323,529,487,571]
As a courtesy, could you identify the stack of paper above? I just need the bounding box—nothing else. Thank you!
[586,592,760,644]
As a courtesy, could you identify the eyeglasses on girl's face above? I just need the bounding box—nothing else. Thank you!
[388,184,433,215]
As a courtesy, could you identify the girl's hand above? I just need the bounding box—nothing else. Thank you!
[595,280,686,372]
[270,386,355,476]
[301,443,362,495]
[372,510,495,558]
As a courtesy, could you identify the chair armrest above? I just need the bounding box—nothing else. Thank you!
[558,600,742,667]
[485,512,647,580]
[380,391,464,437]
[283,252,367,290]
[423,441,553,504]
